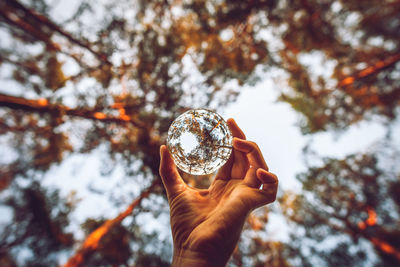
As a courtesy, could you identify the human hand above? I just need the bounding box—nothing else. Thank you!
[159,118,278,267]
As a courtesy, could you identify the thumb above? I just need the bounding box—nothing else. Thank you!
[159,145,185,200]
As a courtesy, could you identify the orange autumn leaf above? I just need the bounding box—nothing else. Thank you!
[93,112,107,119]
[370,237,400,261]
[37,98,48,106]
[366,208,377,226]
[120,114,130,121]
[118,108,126,115]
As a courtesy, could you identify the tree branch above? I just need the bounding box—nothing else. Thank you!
[62,180,160,267]
[0,8,60,51]
[4,0,111,65]
[0,93,146,129]
[338,53,400,87]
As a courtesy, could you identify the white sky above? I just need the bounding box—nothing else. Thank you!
[221,78,391,192]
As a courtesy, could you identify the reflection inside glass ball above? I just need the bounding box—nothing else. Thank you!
[167,109,233,175]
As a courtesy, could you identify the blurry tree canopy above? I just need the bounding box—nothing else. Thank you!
[0,0,399,266]
[281,149,400,266]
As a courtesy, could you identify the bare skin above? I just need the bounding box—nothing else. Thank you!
[159,118,278,267]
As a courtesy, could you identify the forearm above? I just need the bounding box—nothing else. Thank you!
[172,248,229,267]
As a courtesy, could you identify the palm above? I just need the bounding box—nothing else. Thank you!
[169,179,252,254]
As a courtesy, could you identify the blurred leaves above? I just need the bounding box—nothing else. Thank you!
[280,152,400,266]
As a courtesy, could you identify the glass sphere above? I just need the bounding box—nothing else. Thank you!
[167,109,232,175]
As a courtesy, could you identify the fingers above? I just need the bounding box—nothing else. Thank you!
[243,167,261,188]
[159,145,186,200]
[215,118,248,180]
[235,138,268,188]
[233,138,268,171]
[256,169,278,185]
[249,170,278,208]
[226,118,246,139]
[243,167,277,188]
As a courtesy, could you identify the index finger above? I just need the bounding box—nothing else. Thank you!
[226,118,246,139]
[232,138,268,171]
[215,118,248,180]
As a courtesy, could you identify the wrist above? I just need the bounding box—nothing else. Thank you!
[172,247,229,267]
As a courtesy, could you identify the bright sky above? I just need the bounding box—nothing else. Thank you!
[222,78,390,192]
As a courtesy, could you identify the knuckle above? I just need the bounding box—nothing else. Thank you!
[270,173,278,182]
[270,193,277,203]
[247,140,259,150]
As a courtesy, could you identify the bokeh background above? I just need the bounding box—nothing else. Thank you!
[1,0,400,266]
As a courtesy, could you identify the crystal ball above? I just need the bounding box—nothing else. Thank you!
[167,109,233,175]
